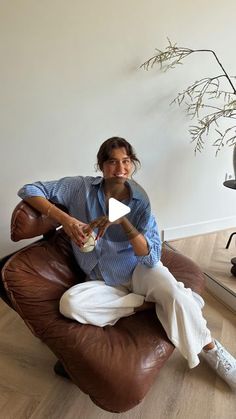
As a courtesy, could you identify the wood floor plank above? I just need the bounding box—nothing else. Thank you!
[168,228,236,295]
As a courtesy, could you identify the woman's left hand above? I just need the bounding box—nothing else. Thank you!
[87,215,124,239]
[86,216,109,239]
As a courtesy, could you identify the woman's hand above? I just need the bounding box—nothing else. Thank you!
[63,215,125,246]
[63,215,111,246]
[88,215,110,239]
[62,217,90,247]
[89,215,126,239]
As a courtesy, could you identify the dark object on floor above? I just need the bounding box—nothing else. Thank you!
[225,233,236,277]
[0,201,206,413]
[230,257,236,276]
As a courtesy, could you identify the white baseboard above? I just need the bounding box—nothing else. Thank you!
[162,216,236,241]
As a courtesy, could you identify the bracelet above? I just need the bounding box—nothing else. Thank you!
[125,227,135,236]
[46,204,54,218]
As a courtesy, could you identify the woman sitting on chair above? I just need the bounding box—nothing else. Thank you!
[18,136,236,391]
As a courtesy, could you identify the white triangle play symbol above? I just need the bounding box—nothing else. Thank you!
[108,198,130,222]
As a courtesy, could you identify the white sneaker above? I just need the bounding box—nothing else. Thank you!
[201,339,236,391]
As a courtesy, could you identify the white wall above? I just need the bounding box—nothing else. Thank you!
[1,0,236,256]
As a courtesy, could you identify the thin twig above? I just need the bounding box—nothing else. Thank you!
[141,39,236,153]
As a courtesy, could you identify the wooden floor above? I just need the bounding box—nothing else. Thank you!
[168,227,236,296]
[0,290,236,418]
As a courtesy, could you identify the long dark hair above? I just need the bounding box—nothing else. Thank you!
[96,137,141,174]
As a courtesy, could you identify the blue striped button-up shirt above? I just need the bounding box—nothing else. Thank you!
[18,176,162,286]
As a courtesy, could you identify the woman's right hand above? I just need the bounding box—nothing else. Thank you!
[62,217,90,247]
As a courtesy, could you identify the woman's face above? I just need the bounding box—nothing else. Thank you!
[102,147,133,180]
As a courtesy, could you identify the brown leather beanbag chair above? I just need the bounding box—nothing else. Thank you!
[1,201,205,412]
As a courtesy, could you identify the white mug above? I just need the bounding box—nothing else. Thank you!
[80,232,96,253]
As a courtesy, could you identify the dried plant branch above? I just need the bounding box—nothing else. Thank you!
[141,39,236,154]
[141,39,194,71]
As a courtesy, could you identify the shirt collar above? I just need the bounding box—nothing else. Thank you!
[91,176,141,201]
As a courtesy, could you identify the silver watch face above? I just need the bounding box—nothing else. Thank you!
[80,233,96,253]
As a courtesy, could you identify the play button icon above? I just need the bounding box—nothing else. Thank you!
[108,198,130,222]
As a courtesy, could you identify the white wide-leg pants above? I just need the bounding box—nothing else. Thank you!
[59,261,212,368]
